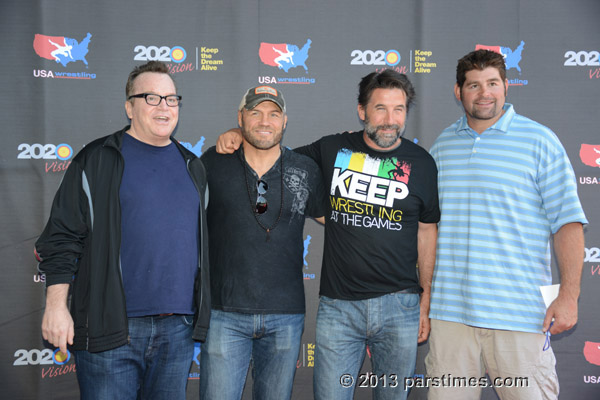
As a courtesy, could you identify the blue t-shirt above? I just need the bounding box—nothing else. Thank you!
[119,133,200,317]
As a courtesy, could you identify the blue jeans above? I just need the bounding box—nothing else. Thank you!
[314,292,420,400]
[199,310,304,400]
[74,314,195,400]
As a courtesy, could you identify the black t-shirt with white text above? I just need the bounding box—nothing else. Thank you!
[295,131,440,300]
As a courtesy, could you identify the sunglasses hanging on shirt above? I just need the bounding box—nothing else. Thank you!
[241,150,284,241]
[255,180,268,214]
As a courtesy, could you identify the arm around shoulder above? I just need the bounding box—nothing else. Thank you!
[215,128,242,154]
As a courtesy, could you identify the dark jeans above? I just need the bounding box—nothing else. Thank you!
[75,314,194,400]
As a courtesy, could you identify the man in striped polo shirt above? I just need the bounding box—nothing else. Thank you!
[426,49,587,399]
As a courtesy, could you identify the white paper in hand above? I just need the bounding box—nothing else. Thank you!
[540,284,560,308]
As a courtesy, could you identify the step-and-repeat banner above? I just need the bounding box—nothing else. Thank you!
[1,1,599,398]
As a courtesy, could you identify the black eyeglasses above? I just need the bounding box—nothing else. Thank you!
[127,93,182,107]
[255,180,268,214]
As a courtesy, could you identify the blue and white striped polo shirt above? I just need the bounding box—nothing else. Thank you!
[429,103,587,333]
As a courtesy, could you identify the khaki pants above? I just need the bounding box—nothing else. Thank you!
[425,319,559,400]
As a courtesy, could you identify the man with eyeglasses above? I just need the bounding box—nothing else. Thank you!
[35,61,210,399]
[198,86,324,400]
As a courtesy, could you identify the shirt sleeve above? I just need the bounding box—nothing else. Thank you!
[537,142,588,233]
[305,159,326,218]
[35,160,89,286]
[419,153,441,224]
[294,139,323,168]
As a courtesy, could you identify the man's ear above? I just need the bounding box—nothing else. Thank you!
[357,104,366,122]
[125,100,133,120]
[454,83,461,102]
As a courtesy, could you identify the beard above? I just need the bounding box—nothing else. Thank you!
[241,126,284,150]
[466,99,502,121]
[364,117,405,149]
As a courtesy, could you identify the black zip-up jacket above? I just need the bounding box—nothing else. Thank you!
[35,127,210,352]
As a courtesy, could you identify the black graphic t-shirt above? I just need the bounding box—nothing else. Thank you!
[201,146,324,314]
[296,131,440,300]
